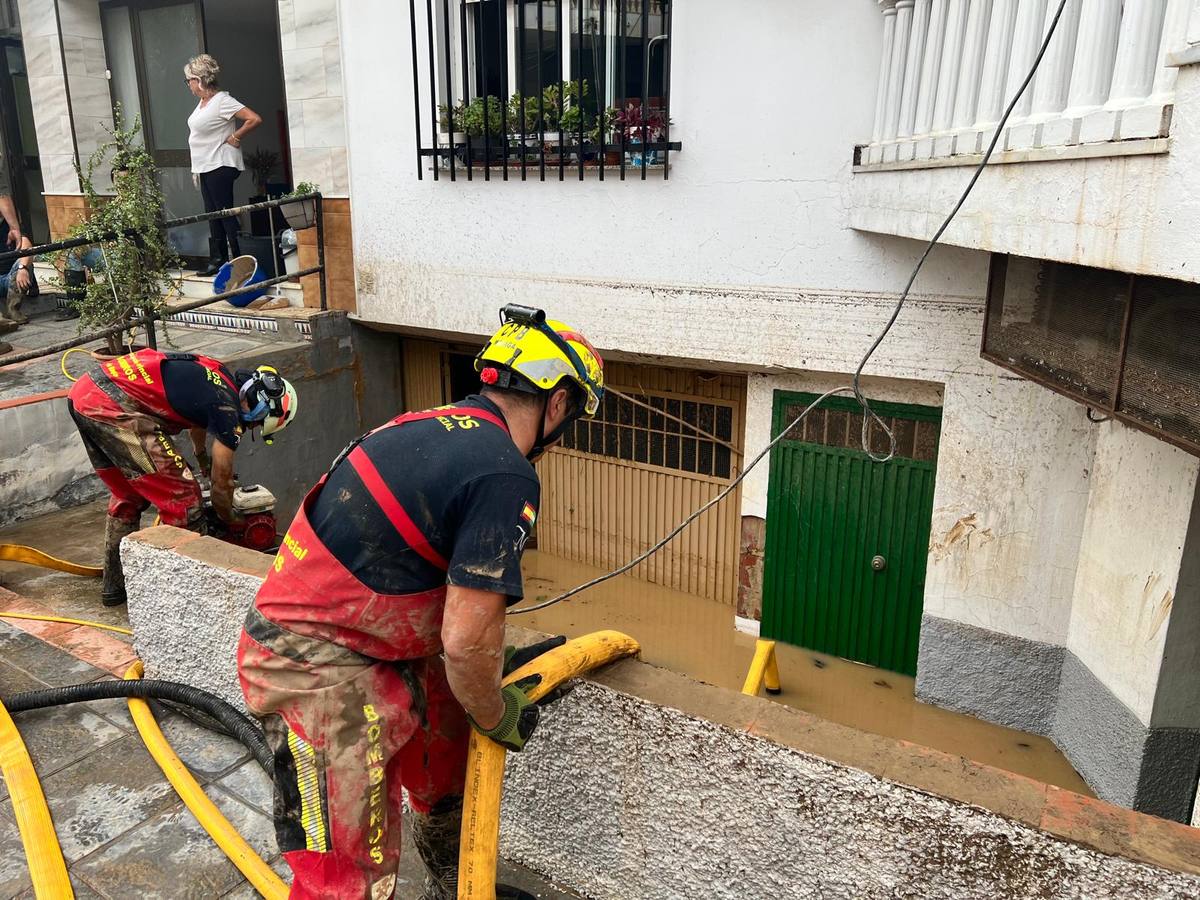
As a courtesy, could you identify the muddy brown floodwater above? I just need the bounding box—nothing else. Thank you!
[517,550,1093,796]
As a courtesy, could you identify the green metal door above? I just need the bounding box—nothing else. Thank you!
[761,392,941,676]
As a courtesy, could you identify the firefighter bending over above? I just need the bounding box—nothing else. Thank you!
[67,348,298,606]
[237,306,604,899]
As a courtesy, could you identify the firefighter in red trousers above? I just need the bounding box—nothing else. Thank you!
[237,306,605,899]
[67,348,299,606]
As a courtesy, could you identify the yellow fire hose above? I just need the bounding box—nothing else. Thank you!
[0,612,132,636]
[123,661,290,899]
[0,696,73,898]
[0,544,102,578]
[457,630,640,900]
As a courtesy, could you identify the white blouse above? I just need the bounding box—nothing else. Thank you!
[187,91,245,174]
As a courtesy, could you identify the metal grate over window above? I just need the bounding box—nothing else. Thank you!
[559,389,737,479]
[405,0,679,181]
[983,255,1200,457]
[779,400,940,463]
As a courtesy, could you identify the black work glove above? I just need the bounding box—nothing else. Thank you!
[502,635,576,707]
[502,635,566,676]
[470,675,542,752]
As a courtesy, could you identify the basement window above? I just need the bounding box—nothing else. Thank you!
[559,389,736,479]
[983,255,1200,455]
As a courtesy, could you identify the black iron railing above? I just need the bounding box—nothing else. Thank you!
[407,0,678,181]
[0,193,327,368]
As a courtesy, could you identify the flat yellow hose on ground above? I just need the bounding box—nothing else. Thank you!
[457,630,640,900]
[0,697,73,897]
[123,662,289,900]
[0,613,132,636]
[0,544,102,577]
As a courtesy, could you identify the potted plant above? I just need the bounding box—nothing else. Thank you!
[54,105,181,358]
[590,106,620,165]
[460,95,506,162]
[244,148,281,235]
[438,102,466,146]
[245,148,279,198]
[280,182,320,231]
[613,102,670,167]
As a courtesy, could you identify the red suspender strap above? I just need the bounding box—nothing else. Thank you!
[347,447,450,571]
[343,405,511,572]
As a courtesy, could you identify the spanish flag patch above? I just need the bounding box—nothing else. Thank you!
[521,502,537,526]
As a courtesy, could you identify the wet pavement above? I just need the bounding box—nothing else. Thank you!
[516,550,1094,796]
[0,507,579,899]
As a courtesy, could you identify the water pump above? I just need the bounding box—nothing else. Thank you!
[203,484,279,553]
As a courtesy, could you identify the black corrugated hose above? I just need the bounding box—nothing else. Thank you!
[2,679,272,773]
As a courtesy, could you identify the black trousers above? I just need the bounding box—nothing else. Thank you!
[199,165,240,249]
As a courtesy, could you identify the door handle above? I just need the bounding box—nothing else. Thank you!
[871,555,887,572]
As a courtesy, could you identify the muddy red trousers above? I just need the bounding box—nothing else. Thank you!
[66,374,202,526]
[237,609,471,900]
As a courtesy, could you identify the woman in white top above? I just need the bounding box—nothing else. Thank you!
[184,54,262,276]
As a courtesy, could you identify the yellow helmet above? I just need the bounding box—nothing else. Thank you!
[475,305,604,417]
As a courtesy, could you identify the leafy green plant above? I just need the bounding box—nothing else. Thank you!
[244,148,279,194]
[54,105,181,356]
[507,92,542,134]
[285,181,320,199]
[439,102,465,134]
[461,95,505,138]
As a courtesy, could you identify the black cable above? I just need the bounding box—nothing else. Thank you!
[510,0,1071,616]
[3,679,273,774]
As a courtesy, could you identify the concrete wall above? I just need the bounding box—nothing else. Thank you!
[849,61,1200,282]
[917,411,1200,821]
[0,397,104,528]
[204,315,401,525]
[121,528,1200,898]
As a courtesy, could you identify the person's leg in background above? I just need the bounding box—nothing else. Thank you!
[212,166,241,258]
[0,260,16,353]
[199,169,228,276]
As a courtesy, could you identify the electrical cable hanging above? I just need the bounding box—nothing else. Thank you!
[511,0,1072,616]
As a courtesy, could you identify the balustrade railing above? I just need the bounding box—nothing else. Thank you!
[861,0,1192,165]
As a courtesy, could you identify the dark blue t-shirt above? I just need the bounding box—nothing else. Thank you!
[307,395,540,603]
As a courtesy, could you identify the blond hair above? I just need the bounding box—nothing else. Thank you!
[183,54,220,89]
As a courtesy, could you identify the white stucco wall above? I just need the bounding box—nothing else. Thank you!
[850,64,1200,282]
[339,0,989,371]
[923,374,1098,646]
[1065,423,1200,726]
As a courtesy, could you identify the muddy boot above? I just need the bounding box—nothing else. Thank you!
[101,516,138,607]
[412,796,462,900]
[0,341,10,355]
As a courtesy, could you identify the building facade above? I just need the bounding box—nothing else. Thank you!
[14,0,1200,822]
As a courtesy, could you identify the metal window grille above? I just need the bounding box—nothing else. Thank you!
[983,254,1200,457]
[779,401,940,464]
[559,389,736,479]
[406,0,679,181]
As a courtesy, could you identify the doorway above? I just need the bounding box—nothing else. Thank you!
[99,0,288,263]
[761,392,941,676]
[0,39,47,243]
